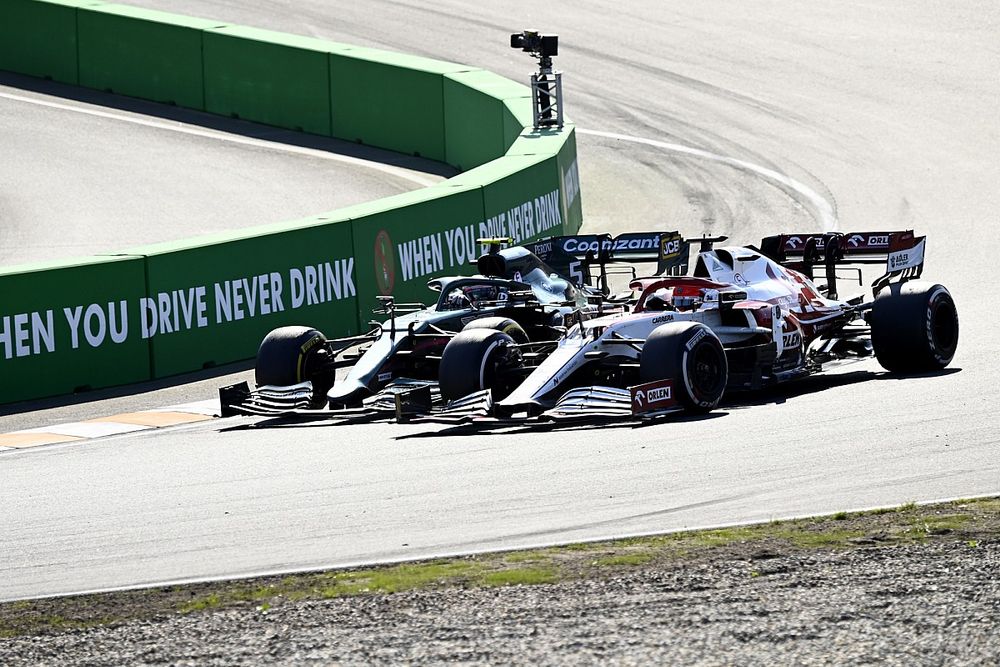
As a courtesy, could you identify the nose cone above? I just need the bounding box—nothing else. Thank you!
[327,378,370,407]
[494,398,545,419]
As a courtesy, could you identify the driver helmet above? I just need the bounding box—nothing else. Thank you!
[463,285,497,306]
[645,287,672,311]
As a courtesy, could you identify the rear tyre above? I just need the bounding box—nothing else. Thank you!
[462,317,530,344]
[439,329,522,401]
[640,322,728,413]
[255,326,334,402]
[871,281,958,372]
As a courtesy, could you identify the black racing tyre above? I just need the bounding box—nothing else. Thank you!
[640,322,728,413]
[255,326,331,392]
[462,316,530,344]
[439,328,522,401]
[870,281,958,373]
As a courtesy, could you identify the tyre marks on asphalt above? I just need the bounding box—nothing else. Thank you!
[0,400,218,451]
[577,128,839,232]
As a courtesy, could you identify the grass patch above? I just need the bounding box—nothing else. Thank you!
[315,561,482,598]
[479,567,558,587]
[504,551,543,564]
[592,553,655,567]
[680,527,759,548]
[901,513,974,539]
[2,496,996,638]
[769,527,866,548]
[178,593,222,614]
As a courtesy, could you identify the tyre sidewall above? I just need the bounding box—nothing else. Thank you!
[640,322,727,411]
[462,316,530,344]
[871,281,958,372]
[439,328,519,401]
[255,326,327,387]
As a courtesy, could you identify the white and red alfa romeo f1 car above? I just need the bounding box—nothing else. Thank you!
[436,229,958,420]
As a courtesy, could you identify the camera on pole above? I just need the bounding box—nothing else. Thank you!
[509,29,563,129]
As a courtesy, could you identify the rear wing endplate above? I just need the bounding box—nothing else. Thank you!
[759,231,926,297]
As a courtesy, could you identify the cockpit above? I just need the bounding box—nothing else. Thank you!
[439,283,510,311]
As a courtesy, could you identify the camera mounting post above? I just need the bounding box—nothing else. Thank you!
[509,29,563,129]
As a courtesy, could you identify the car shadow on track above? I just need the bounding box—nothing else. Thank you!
[392,411,728,440]
[725,366,961,411]
[217,368,962,437]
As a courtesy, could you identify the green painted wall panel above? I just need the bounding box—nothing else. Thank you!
[555,126,584,233]
[0,0,96,83]
[345,186,485,310]
[77,4,221,107]
[204,26,341,135]
[506,125,583,233]
[127,216,359,378]
[443,70,530,171]
[330,48,470,162]
[502,98,533,151]
[448,153,567,245]
[0,256,151,404]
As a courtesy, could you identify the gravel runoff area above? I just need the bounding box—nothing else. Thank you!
[2,498,998,666]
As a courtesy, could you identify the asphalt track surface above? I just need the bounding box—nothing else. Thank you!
[2,1,998,600]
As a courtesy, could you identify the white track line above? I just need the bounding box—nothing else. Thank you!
[0,90,440,187]
[578,128,838,232]
[17,422,149,438]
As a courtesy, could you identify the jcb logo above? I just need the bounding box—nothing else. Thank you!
[661,238,681,257]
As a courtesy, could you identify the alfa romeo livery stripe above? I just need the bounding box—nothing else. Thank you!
[0,400,218,450]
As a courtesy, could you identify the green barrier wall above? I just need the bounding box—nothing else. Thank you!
[507,126,584,234]
[77,4,221,107]
[0,256,150,404]
[503,100,535,153]
[0,0,94,84]
[449,153,567,245]
[442,70,531,171]
[204,26,346,135]
[343,186,486,309]
[0,1,583,404]
[330,49,470,161]
[126,217,359,378]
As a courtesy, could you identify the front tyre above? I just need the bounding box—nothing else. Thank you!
[870,281,958,373]
[461,316,530,344]
[640,322,728,413]
[255,326,335,403]
[439,329,523,401]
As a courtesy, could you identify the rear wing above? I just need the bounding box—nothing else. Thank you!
[759,231,926,297]
[523,231,690,291]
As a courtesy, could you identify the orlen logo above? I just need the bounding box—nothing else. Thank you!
[631,378,675,413]
[848,234,890,247]
[646,386,672,402]
[633,385,672,407]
